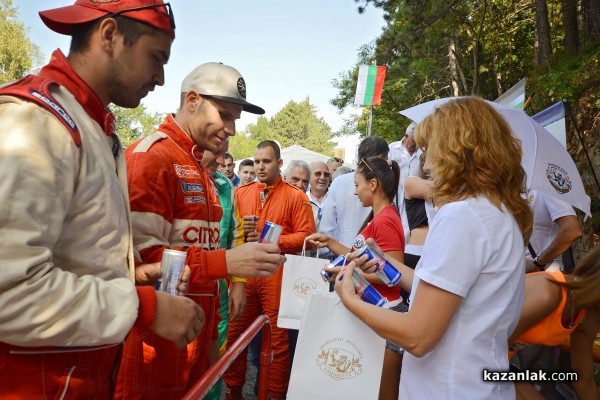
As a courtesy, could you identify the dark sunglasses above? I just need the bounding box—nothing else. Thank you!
[107,2,175,29]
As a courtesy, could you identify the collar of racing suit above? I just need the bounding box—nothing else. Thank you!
[39,49,114,137]
[157,113,205,162]
[256,176,283,192]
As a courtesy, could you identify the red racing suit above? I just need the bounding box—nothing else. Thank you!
[224,177,315,397]
[116,114,225,399]
[0,50,157,399]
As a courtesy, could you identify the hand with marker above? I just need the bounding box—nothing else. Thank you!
[242,215,259,242]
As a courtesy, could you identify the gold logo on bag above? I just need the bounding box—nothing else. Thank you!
[292,277,317,298]
[315,338,363,380]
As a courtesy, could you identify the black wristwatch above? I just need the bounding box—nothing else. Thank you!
[533,256,546,270]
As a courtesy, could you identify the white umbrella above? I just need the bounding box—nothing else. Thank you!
[400,97,591,219]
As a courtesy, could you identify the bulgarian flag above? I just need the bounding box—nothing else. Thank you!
[354,65,387,106]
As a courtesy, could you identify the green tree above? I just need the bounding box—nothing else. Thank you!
[269,98,335,154]
[229,131,259,160]
[0,0,42,83]
[112,104,165,146]
[233,98,337,159]
[246,115,283,144]
[333,0,539,142]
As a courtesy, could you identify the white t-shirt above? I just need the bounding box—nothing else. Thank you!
[400,197,525,400]
[527,190,576,267]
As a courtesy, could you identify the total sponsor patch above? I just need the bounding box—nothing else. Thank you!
[174,164,201,178]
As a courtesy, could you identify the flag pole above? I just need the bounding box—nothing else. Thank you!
[564,99,600,192]
[522,92,535,113]
[368,59,376,136]
[367,105,373,136]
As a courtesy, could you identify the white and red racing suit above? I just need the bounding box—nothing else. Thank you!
[0,49,156,399]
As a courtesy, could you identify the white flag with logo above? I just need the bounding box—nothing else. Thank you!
[532,101,567,148]
[495,77,527,109]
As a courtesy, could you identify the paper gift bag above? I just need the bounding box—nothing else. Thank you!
[287,292,385,400]
[278,241,329,329]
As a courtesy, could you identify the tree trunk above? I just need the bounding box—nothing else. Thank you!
[582,0,600,40]
[471,38,480,95]
[535,0,553,67]
[448,41,461,96]
[561,0,579,52]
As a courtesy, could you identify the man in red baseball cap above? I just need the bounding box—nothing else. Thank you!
[0,2,203,399]
[39,0,176,39]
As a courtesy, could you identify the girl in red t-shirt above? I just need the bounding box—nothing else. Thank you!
[307,156,405,301]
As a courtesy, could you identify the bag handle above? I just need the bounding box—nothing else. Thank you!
[302,237,319,258]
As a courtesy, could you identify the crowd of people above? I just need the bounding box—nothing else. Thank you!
[0,2,598,400]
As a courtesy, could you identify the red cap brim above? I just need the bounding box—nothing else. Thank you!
[39,3,175,39]
[39,5,110,36]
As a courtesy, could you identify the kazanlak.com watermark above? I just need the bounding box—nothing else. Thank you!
[482,369,578,382]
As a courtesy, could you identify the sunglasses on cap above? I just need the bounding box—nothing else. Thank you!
[105,1,175,29]
[327,157,344,164]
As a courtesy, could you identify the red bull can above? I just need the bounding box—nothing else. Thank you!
[320,254,346,281]
[258,221,283,244]
[353,235,401,287]
[350,270,387,307]
[157,249,187,295]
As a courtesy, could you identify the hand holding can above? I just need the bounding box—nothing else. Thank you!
[157,249,187,296]
[353,235,401,287]
[320,254,346,282]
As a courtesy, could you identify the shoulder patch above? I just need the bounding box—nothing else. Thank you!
[0,75,81,146]
[132,131,169,153]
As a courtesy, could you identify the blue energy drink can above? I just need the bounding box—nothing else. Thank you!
[258,221,283,244]
[353,235,401,287]
[350,270,387,307]
[320,254,346,281]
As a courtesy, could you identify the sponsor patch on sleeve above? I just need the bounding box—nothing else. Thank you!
[184,196,206,204]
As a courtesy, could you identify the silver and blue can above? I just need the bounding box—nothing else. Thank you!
[258,221,283,244]
[353,235,401,287]
[157,249,187,295]
[320,254,346,281]
[351,270,387,307]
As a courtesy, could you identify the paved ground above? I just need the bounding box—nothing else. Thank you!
[218,353,258,400]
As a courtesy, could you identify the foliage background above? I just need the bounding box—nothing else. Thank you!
[1,0,598,251]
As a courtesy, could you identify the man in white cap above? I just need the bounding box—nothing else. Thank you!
[120,62,284,399]
[0,1,206,398]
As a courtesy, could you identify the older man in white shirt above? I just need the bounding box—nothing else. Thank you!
[306,161,331,232]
